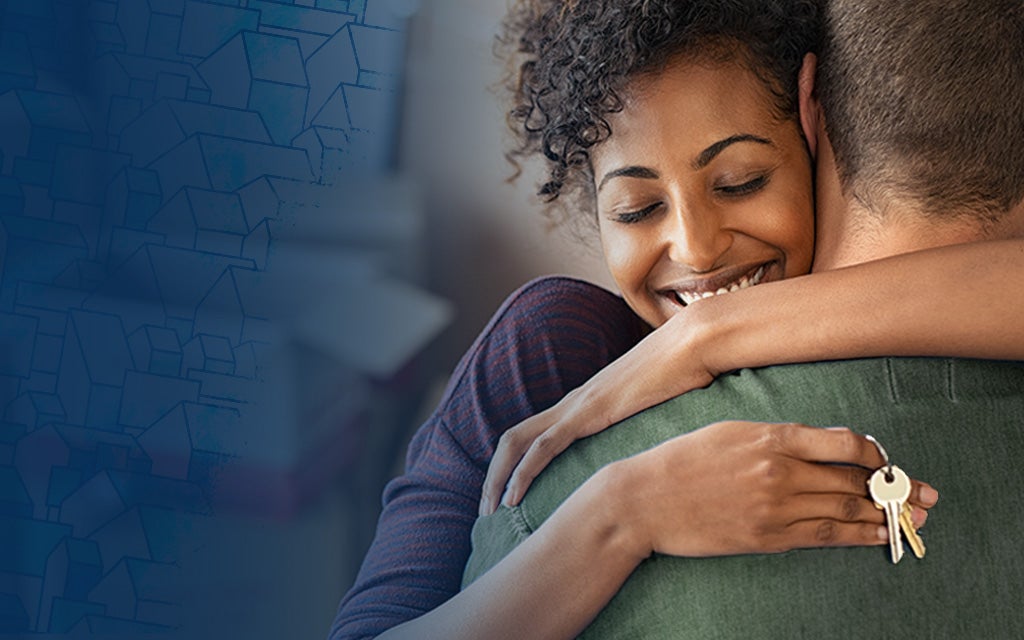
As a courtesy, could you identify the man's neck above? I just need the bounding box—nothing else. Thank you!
[813,209,1001,271]
[810,137,1024,270]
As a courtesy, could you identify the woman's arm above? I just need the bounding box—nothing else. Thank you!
[380,422,934,640]
[376,461,644,640]
[698,238,1024,373]
[482,238,1024,512]
[329,277,647,639]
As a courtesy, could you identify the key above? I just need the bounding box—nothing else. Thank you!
[898,501,927,559]
[868,464,911,564]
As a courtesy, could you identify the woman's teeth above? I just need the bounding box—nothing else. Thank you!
[674,265,766,306]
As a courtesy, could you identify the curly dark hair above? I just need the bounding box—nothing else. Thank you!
[499,0,821,225]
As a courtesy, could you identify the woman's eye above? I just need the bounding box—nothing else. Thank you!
[716,175,768,196]
[613,202,661,224]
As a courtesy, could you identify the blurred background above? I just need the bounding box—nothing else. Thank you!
[401,1,613,355]
[0,0,611,638]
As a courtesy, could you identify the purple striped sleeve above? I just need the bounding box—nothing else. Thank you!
[328,276,647,639]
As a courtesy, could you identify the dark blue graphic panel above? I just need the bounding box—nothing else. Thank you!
[1,0,447,636]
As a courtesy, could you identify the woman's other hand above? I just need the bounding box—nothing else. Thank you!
[480,310,720,516]
[480,388,591,516]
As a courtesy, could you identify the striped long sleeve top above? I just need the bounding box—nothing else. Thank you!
[329,276,648,639]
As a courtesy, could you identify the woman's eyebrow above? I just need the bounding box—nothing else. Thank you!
[693,134,773,169]
[598,134,774,191]
[598,166,659,192]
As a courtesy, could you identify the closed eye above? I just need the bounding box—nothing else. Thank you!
[613,202,661,224]
[716,175,768,197]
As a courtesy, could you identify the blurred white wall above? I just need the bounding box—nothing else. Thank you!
[399,1,616,361]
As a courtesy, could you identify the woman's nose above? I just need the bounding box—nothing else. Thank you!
[662,205,731,272]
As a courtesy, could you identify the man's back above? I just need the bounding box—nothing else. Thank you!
[466,357,1024,638]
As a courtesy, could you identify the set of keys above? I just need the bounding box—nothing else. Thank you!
[865,435,926,564]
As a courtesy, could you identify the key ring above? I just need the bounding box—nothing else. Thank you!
[865,434,894,481]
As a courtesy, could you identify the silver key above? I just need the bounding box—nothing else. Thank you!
[868,465,911,564]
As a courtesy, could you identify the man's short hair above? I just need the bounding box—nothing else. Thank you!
[817,0,1024,222]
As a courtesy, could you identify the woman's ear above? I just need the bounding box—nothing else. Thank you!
[798,53,820,158]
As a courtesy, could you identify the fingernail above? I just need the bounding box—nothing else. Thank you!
[501,489,515,508]
[920,486,939,506]
[877,525,888,541]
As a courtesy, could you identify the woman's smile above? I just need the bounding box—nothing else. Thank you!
[659,260,773,308]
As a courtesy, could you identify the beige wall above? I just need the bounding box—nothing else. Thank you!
[398,1,616,361]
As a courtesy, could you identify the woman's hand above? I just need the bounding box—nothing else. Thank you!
[480,310,720,516]
[480,387,593,515]
[607,421,938,557]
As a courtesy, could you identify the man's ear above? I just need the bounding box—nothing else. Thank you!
[798,53,820,158]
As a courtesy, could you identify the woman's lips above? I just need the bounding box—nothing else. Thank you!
[664,263,771,307]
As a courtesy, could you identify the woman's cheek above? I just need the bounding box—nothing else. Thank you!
[602,233,646,292]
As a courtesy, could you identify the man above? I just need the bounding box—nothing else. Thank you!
[464,1,1024,636]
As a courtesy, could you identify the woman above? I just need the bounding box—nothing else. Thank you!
[330,0,1020,638]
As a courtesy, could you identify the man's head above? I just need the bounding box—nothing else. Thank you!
[809,0,1024,239]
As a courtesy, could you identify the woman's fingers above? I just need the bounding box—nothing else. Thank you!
[772,519,890,550]
[503,425,577,507]
[780,458,874,496]
[911,506,929,528]
[786,493,885,526]
[909,480,940,509]
[482,394,603,515]
[786,425,939,509]
[773,424,886,469]
[772,503,930,552]
[481,404,583,515]
[760,422,939,513]
[732,492,931,552]
[481,420,541,516]
[744,480,933,531]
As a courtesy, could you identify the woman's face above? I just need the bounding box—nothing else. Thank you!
[592,56,815,328]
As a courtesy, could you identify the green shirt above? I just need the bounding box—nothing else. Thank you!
[464,358,1024,639]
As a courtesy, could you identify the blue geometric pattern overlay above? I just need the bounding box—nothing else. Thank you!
[0,0,440,635]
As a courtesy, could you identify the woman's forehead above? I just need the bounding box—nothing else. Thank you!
[602,61,790,155]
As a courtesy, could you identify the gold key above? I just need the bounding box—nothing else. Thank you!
[898,501,926,559]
